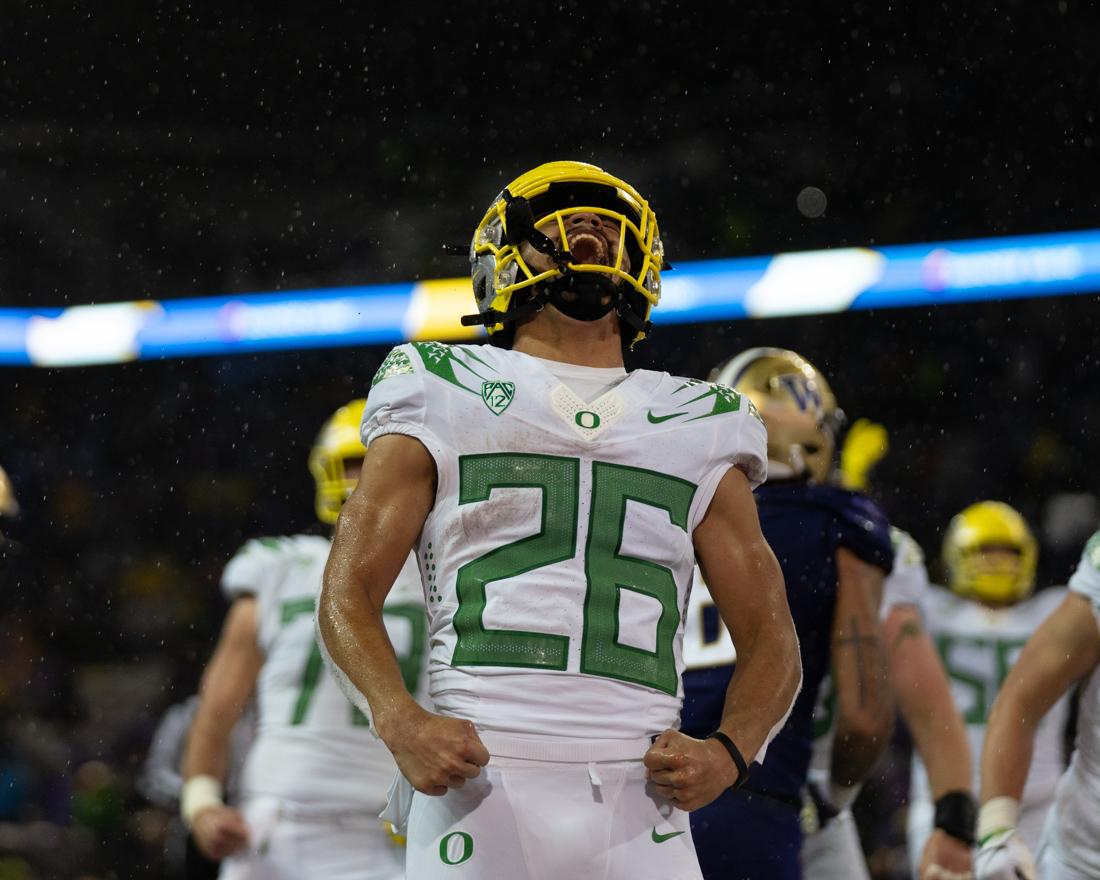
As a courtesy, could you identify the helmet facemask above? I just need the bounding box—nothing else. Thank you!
[466,162,663,349]
[943,502,1038,605]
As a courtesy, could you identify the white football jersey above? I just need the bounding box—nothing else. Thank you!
[1046,530,1100,875]
[908,585,1069,853]
[222,534,426,809]
[363,342,767,742]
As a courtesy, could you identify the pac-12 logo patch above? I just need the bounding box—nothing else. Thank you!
[481,381,515,416]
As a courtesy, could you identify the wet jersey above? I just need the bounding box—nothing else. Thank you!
[1048,530,1100,875]
[362,342,767,743]
[909,585,1069,850]
[222,535,426,809]
[681,482,893,800]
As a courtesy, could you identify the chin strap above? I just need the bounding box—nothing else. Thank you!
[460,287,550,328]
[460,190,652,340]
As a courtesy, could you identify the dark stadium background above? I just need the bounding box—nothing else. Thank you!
[2,3,1098,876]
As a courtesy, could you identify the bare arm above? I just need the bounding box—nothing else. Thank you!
[830,547,893,788]
[885,603,973,877]
[982,591,1100,803]
[699,467,802,762]
[181,597,262,859]
[646,466,802,810]
[317,433,488,794]
[886,604,971,799]
[183,598,262,781]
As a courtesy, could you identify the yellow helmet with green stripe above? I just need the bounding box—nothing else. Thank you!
[467,161,664,347]
[943,501,1038,605]
[308,399,367,524]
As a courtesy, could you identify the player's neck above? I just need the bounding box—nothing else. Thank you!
[512,309,624,369]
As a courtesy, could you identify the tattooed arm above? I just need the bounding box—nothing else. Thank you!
[830,547,893,790]
[885,603,973,879]
[886,604,971,799]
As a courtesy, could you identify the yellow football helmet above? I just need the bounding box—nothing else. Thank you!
[308,399,367,525]
[711,347,844,484]
[0,465,18,517]
[943,501,1038,605]
[467,160,664,347]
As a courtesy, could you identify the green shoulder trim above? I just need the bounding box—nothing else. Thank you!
[371,347,414,387]
[671,378,743,422]
[890,527,925,567]
[410,341,495,395]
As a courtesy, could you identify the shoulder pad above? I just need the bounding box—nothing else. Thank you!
[220,536,292,600]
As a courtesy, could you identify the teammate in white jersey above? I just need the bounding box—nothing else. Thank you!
[181,400,427,880]
[317,160,802,880]
[803,421,976,880]
[909,502,1069,867]
[976,529,1100,880]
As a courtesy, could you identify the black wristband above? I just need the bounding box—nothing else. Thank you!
[933,790,976,846]
[707,731,749,791]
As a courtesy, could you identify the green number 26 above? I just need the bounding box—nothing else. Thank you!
[452,453,696,696]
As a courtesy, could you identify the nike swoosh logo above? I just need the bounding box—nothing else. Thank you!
[651,828,685,843]
[646,410,687,424]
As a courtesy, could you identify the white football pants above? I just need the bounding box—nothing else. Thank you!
[801,809,871,880]
[404,755,703,879]
[218,797,405,880]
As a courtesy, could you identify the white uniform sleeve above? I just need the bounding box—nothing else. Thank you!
[882,527,930,617]
[220,537,287,601]
[362,344,447,466]
[689,393,768,533]
[1068,530,1100,605]
[725,396,769,490]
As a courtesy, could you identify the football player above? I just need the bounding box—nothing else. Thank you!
[181,400,427,880]
[682,348,895,879]
[976,529,1100,880]
[908,503,1069,866]
[317,161,802,879]
[803,434,976,880]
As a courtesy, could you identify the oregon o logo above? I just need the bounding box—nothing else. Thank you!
[575,410,601,429]
[439,831,474,866]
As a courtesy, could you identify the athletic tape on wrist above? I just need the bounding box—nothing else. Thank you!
[933,789,977,846]
[181,775,224,827]
[978,796,1021,843]
[708,731,749,790]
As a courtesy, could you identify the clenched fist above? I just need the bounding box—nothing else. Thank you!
[643,729,741,811]
[381,705,490,796]
[192,804,249,861]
